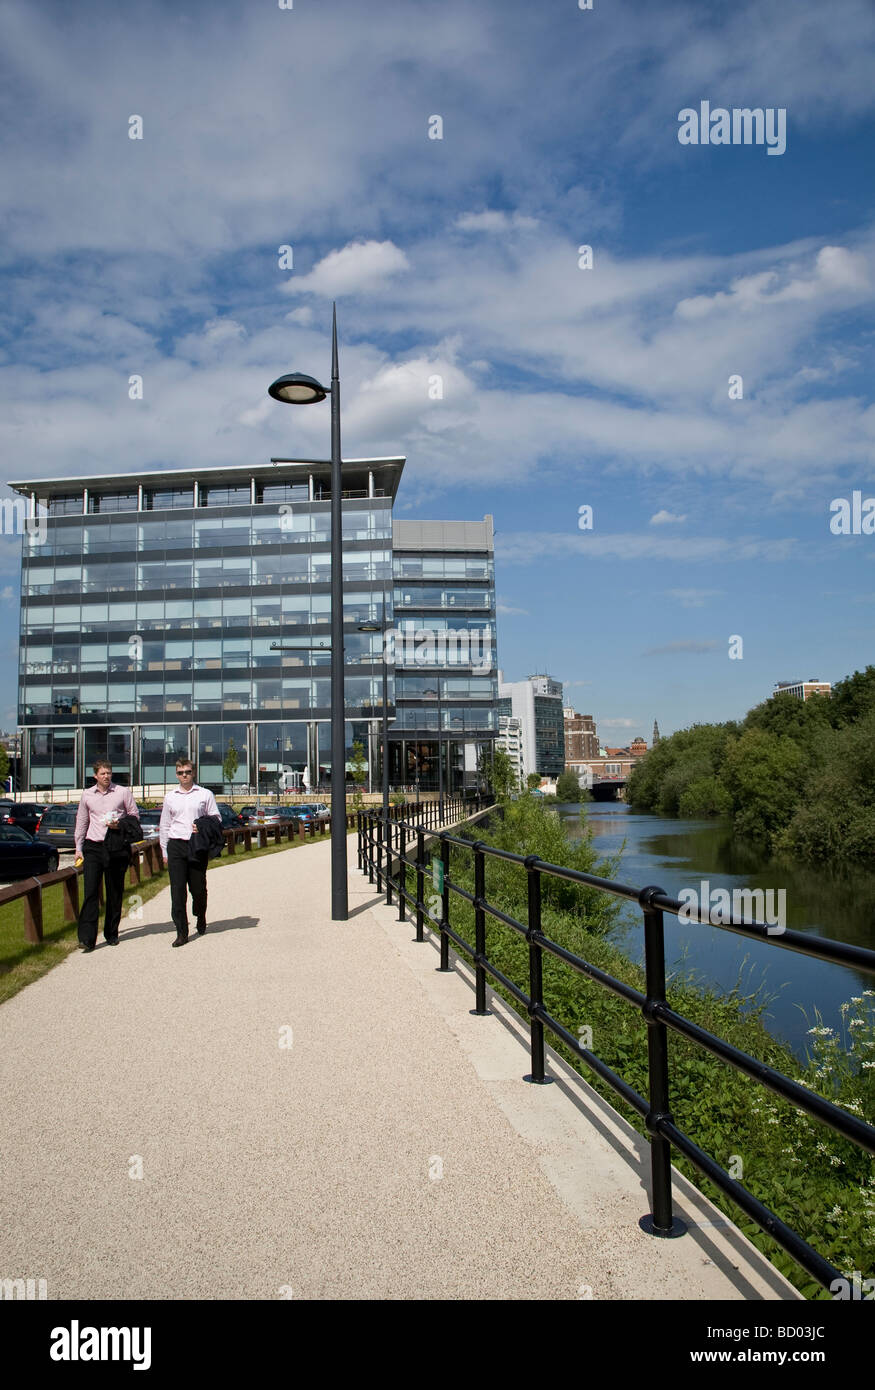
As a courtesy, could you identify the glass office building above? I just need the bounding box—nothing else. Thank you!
[11,460,403,792]
[390,518,497,795]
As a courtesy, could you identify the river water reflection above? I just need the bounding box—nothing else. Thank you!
[556,801,875,1060]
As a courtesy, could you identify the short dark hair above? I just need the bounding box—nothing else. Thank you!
[175,760,194,772]
[93,759,112,773]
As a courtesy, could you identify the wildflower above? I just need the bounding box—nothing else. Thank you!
[829,1205,843,1218]
[850,997,863,1006]
[862,990,875,997]
[849,1019,864,1030]
[840,1003,851,1014]
[862,1061,875,1070]
[830,1155,843,1166]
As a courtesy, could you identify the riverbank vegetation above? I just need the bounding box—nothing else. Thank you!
[625,665,875,865]
[442,796,875,1298]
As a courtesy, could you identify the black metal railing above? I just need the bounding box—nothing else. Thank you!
[358,808,875,1293]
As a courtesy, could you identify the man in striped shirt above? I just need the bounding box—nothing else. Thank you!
[159,759,220,947]
[74,760,139,951]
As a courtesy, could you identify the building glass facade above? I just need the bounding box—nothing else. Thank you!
[14,461,401,792]
[389,519,498,795]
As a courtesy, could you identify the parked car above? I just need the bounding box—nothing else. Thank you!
[1,802,48,836]
[0,826,60,879]
[306,802,330,823]
[237,806,258,823]
[136,808,162,834]
[215,803,244,828]
[35,804,78,851]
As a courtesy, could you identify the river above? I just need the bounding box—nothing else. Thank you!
[555,801,875,1060]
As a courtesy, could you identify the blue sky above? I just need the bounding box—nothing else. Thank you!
[1,0,873,740]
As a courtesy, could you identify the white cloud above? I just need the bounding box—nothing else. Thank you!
[497,603,529,616]
[454,211,539,233]
[676,246,870,320]
[666,588,723,607]
[650,510,687,526]
[286,240,410,298]
[599,717,639,727]
[495,532,798,565]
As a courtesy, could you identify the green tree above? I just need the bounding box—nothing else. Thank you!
[556,769,583,803]
[526,772,542,792]
[350,739,368,809]
[483,745,517,800]
[722,728,807,848]
[222,738,239,795]
[0,744,8,790]
[828,666,875,729]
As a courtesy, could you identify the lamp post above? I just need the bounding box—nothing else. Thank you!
[434,685,444,823]
[269,311,348,921]
[357,621,390,836]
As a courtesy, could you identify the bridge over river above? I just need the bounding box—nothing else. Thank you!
[0,830,796,1300]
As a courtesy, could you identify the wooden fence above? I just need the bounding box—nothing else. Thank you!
[0,812,366,944]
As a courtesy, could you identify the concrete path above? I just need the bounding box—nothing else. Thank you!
[0,835,799,1300]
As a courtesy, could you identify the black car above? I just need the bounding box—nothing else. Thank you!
[215,803,244,828]
[35,804,78,851]
[1,802,48,836]
[0,826,60,879]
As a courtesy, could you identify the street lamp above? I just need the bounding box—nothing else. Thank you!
[268,309,348,921]
[357,621,390,836]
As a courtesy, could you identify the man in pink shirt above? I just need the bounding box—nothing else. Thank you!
[74,760,139,951]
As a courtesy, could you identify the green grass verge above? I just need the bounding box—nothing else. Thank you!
[0,830,350,1007]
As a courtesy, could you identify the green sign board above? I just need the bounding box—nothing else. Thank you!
[431,858,444,894]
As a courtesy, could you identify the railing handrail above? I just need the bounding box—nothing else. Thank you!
[358,803,875,1293]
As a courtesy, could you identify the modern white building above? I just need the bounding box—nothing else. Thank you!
[496,713,525,787]
[496,671,565,780]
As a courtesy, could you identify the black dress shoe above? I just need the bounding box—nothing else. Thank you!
[196,918,207,935]
[81,944,95,953]
[171,935,188,947]
[105,938,119,946]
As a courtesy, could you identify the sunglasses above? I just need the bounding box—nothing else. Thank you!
[176,769,194,776]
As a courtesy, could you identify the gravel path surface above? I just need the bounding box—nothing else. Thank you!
[0,838,797,1300]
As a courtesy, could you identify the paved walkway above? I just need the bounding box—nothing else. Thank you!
[0,836,798,1300]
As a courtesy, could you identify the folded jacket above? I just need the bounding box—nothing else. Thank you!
[188,815,224,861]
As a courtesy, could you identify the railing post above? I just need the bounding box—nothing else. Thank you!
[376,815,383,892]
[471,842,491,1016]
[415,827,425,942]
[357,811,363,872]
[61,870,79,923]
[367,813,375,885]
[437,833,452,972]
[397,820,406,922]
[385,807,393,907]
[23,879,43,943]
[523,859,550,1083]
[639,886,686,1239]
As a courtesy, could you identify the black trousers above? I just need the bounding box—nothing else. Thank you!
[78,840,130,947]
[167,839,208,938]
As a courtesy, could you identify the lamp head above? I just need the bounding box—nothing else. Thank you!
[268,372,328,405]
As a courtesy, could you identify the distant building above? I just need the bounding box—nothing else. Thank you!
[566,737,648,783]
[497,672,565,779]
[773,680,832,702]
[652,719,660,745]
[564,707,598,762]
[496,714,525,787]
